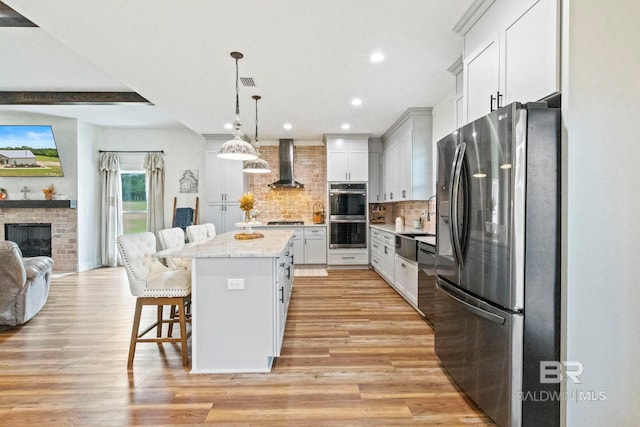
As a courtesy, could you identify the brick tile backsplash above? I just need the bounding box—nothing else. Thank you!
[370,200,436,233]
[248,145,436,232]
[248,146,327,223]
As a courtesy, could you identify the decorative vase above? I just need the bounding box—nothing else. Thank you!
[244,210,251,223]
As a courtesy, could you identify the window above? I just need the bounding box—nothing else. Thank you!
[121,171,147,234]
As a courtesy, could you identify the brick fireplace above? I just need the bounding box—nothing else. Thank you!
[0,200,77,272]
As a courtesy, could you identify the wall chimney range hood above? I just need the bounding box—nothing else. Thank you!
[268,139,304,188]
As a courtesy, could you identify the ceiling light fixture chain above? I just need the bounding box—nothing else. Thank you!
[254,94,260,145]
[217,51,258,161]
[243,95,271,174]
[233,52,241,116]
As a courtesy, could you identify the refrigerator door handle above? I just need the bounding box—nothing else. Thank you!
[448,144,461,266]
[437,279,506,325]
[450,142,466,268]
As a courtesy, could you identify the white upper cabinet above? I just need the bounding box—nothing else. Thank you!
[204,136,248,202]
[465,36,501,123]
[204,136,249,233]
[368,151,381,203]
[502,0,559,104]
[461,0,560,123]
[381,108,433,202]
[324,134,370,182]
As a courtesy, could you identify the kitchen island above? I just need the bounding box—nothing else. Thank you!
[158,229,294,373]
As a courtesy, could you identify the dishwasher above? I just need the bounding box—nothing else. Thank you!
[417,240,436,323]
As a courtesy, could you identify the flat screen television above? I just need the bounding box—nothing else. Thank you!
[0,125,64,177]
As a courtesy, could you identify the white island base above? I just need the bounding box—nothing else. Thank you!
[192,256,291,373]
[159,230,294,374]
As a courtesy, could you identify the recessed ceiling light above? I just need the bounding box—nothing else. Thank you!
[370,52,384,63]
[283,123,292,130]
[351,98,362,106]
[224,123,233,129]
[341,124,351,130]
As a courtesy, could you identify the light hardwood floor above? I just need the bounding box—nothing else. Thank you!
[0,267,495,426]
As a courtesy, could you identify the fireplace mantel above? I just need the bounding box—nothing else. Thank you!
[0,200,73,209]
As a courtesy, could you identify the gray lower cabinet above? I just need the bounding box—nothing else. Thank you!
[276,241,294,350]
[254,226,327,265]
[371,226,420,312]
[304,227,327,264]
[370,227,395,284]
[394,254,418,308]
[289,228,304,264]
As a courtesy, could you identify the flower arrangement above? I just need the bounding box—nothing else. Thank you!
[42,183,56,200]
[0,188,7,200]
[238,192,254,212]
[238,192,255,222]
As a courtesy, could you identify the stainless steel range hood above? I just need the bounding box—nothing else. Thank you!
[268,139,304,188]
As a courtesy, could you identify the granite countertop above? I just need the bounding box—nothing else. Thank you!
[252,222,327,228]
[157,229,294,259]
[370,223,436,247]
[415,235,436,247]
[369,222,434,236]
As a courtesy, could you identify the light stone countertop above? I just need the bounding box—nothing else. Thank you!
[370,223,436,247]
[369,223,435,236]
[252,223,327,228]
[414,235,436,247]
[157,229,294,259]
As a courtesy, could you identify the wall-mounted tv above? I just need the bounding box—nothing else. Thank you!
[0,125,63,177]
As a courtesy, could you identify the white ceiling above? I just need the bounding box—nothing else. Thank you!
[1,0,473,140]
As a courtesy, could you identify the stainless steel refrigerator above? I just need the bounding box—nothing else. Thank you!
[435,102,561,427]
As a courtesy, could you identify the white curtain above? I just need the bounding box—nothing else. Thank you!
[144,152,165,237]
[100,152,122,267]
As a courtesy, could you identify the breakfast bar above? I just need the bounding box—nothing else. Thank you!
[158,229,294,373]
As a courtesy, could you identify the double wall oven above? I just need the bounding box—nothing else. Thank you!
[329,183,367,248]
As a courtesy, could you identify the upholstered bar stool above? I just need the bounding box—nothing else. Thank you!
[186,224,209,243]
[204,223,216,240]
[157,227,192,336]
[157,227,191,270]
[117,232,191,368]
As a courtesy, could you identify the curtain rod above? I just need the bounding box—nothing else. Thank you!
[98,150,164,153]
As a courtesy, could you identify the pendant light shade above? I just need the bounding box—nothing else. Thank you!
[243,95,271,174]
[218,52,257,161]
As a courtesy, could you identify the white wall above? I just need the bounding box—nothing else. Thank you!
[0,112,78,200]
[0,112,206,270]
[76,121,101,271]
[564,0,640,425]
[96,127,206,229]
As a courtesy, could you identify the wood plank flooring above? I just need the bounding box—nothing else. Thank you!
[0,267,495,426]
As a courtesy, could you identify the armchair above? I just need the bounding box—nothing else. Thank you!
[0,241,54,327]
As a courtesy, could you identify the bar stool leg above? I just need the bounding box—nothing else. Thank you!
[178,297,189,366]
[128,299,144,369]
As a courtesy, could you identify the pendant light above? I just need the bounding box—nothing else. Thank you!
[217,51,258,161]
[243,95,271,174]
